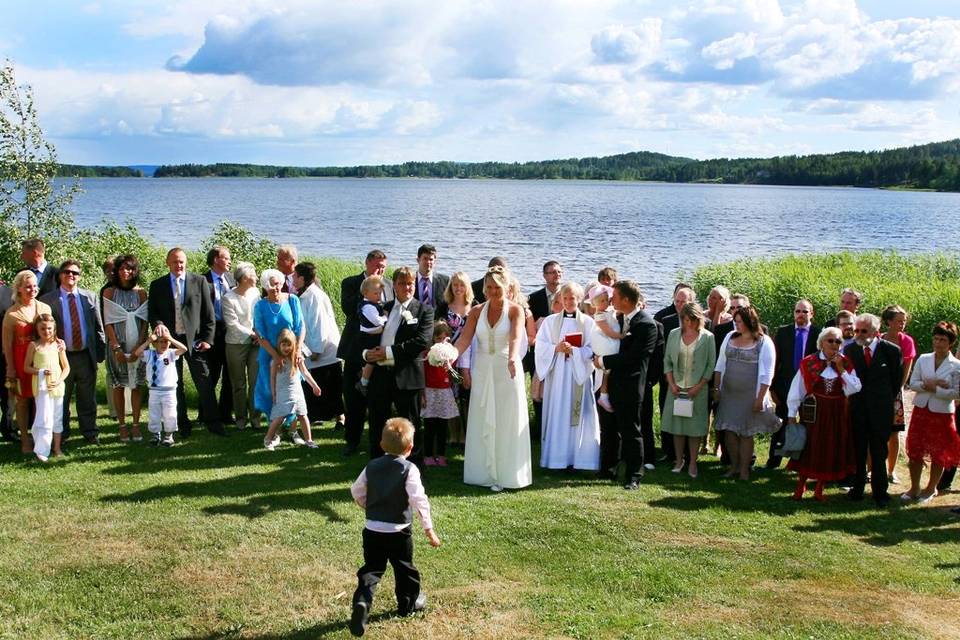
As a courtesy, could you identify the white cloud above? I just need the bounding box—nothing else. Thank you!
[701,32,758,69]
[591,20,662,65]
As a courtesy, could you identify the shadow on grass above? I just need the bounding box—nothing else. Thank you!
[177,610,399,639]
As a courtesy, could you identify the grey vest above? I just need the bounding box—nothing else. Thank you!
[365,455,413,525]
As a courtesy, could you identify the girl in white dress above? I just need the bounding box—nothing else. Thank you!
[453,267,532,492]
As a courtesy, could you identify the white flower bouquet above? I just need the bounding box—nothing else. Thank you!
[427,342,463,384]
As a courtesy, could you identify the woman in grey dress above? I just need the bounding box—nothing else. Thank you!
[102,254,148,442]
[712,307,780,480]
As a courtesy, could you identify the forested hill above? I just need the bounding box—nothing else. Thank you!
[83,138,960,189]
[57,164,143,177]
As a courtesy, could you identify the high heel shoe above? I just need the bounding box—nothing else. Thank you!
[813,480,826,502]
[671,462,684,473]
[792,478,807,501]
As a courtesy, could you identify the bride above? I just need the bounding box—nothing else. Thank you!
[453,266,532,491]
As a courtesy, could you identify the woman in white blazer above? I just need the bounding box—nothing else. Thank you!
[902,321,960,504]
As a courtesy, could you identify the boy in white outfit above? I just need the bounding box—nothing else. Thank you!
[132,332,188,446]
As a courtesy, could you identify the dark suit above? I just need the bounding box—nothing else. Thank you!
[32,263,60,297]
[365,298,433,461]
[768,323,820,467]
[205,269,236,422]
[471,278,485,304]
[845,339,903,504]
[640,318,665,464]
[413,272,448,318]
[657,312,681,460]
[339,272,395,450]
[148,272,221,434]
[39,288,106,439]
[601,308,658,481]
[528,287,552,322]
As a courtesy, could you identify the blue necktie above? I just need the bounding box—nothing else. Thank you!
[793,327,807,370]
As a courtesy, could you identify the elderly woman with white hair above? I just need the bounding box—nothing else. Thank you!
[534,281,601,471]
[785,326,862,502]
[252,268,304,418]
[221,262,261,430]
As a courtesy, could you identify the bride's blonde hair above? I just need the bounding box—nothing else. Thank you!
[484,265,510,294]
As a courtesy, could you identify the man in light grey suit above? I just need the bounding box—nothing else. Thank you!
[39,259,106,444]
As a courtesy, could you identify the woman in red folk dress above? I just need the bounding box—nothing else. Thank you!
[785,327,862,502]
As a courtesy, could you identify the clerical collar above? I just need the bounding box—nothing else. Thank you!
[562,311,576,318]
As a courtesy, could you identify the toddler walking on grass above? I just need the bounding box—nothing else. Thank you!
[349,417,441,636]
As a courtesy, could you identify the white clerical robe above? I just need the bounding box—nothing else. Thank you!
[534,312,601,470]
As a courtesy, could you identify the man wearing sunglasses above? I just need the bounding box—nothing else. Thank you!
[40,260,106,444]
[768,299,820,469]
[844,313,903,507]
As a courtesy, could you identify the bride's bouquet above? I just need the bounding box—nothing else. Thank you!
[427,342,463,384]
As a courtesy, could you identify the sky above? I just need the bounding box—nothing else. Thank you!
[3,0,959,166]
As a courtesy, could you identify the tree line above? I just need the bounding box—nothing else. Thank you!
[59,139,960,191]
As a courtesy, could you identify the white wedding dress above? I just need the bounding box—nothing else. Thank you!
[463,303,532,489]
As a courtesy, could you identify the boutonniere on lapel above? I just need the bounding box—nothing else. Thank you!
[401,309,416,324]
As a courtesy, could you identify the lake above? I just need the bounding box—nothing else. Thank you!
[68,177,960,308]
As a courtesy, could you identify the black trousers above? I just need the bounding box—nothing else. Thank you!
[598,402,620,473]
[423,417,447,457]
[938,410,960,491]
[851,413,891,501]
[303,361,344,423]
[367,367,421,463]
[657,379,675,460]
[611,391,644,479]
[353,527,421,615]
[342,361,368,448]
[640,381,657,465]
[63,351,98,439]
[173,337,221,433]
[205,321,233,423]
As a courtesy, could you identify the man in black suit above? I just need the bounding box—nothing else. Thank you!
[339,250,395,455]
[527,260,562,322]
[21,238,59,296]
[413,244,449,317]
[656,285,696,462]
[204,246,236,424]
[824,288,862,328]
[593,280,658,490]
[845,313,903,507]
[363,266,433,463]
[148,247,227,437]
[39,260,106,444]
[767,299,820,468]
[471,256,507,304]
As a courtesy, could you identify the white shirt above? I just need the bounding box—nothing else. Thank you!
[909,352,960,414]
[221,288,260,344]
[299,283,341,368]
[351,462,433,532]
[142,348,180,390]
[786,352,862,417]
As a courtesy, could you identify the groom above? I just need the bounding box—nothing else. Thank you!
[362,266,433,463]
[594,280,658,490]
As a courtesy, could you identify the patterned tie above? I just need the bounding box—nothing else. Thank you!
[68,293,82,350]
[173,277,185,334]
[152,352,160,387]
[214,275,223,320]
[420,277,431,305]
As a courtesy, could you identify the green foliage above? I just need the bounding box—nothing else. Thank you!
[150,139,960,190]
[57,164,143,178]
[0,59,80,277]
[201,220,279,275]
[690,251,960,352]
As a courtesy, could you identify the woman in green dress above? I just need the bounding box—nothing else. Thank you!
[661,302,716,478]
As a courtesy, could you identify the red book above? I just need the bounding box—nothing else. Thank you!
[564,332,583,348]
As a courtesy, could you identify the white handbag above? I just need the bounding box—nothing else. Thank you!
[673,392,694,418]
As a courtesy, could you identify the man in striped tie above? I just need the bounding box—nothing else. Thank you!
[39,260,106,444]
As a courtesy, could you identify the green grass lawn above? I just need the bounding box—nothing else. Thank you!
[2,398,959,639]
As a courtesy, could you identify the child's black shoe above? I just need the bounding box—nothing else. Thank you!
[349,601,369,637]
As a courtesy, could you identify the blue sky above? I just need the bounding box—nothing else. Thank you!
[3,0,959,165]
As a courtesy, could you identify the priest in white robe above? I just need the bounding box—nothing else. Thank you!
[535,282,601,471]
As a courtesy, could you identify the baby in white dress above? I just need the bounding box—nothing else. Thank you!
[588,285,621,412]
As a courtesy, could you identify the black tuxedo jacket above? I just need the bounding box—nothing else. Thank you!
[148,272,215,352]
[771,323,821,402]
[603,309,658,403]
[204,270,237,318]
[370,298,433,390]
[39,288,106,364]
[844,339,903,426]
[31,264,60,297]
[413,272,449,313]
[528,287,550,322]
[338,271,395,361]
[471,278,486,304]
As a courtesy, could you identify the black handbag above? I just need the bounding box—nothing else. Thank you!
[800,394,817,424]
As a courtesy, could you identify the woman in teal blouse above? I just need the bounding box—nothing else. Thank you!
[661,302,716,478]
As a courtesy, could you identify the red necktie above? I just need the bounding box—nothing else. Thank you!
[863,345,872,366]
[68,293,82,350]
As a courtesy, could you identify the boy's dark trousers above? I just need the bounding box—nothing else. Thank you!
[353,527,421,615]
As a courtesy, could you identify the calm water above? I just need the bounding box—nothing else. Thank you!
[68,178,960,308]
